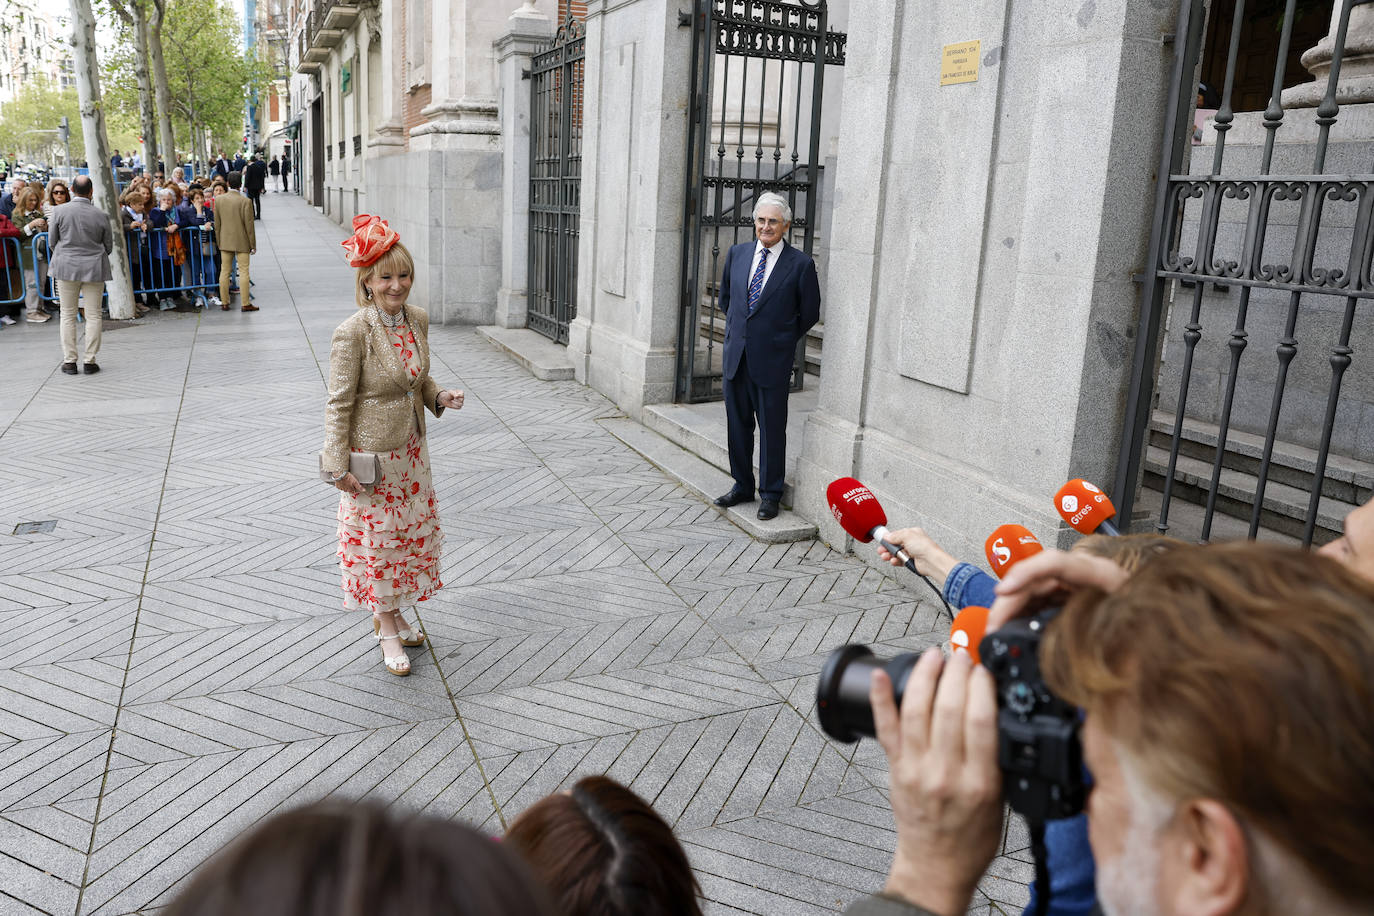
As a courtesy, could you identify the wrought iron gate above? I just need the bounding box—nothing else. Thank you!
[1114,0,1373,545]
[527,18,585,345]
[675,0,846,401]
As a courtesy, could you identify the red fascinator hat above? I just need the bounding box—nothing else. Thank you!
[341,214,400,267]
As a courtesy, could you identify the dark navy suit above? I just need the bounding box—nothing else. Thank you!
[720,239,821,502]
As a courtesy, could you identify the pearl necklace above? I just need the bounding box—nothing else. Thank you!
[376,305,404,329]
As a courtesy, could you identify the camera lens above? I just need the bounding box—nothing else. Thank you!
[816,644,921,743]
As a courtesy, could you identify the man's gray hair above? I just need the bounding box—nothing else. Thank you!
[752,191,792,225]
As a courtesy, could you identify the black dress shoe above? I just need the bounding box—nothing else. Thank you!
[757,500,780,521]
[83,362,100,375]
[61,362,78,375]
[714,487,754,508]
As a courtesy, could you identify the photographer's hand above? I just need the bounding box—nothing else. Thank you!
[876,527,958,585]
[870,649,1001,916]
[987,549,1128,630]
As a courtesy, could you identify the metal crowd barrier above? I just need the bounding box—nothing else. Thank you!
[29,226,220,305]
[0,236,23,305]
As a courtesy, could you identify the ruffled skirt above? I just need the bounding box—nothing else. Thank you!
[337,429,444,613]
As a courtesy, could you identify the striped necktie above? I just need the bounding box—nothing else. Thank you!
[747,247,769,313]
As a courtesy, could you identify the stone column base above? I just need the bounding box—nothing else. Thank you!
[495,287,528,328]
[569,317,676,419]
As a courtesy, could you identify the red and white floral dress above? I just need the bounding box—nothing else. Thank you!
[336,322,444,613]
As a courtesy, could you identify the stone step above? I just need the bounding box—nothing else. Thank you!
[475,326,575,381]
[1142,444,1344,543]
[1148,409,1374,505]
[640,383,818,507]
[599,418,817,544]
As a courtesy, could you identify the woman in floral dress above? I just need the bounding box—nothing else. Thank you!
[323,215,464,675]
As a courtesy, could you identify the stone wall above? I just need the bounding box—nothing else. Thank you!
[795,0,1179,562]
[367,145,503,325]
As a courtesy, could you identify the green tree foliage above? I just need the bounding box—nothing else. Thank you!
[102,0,273,159]
[0,76,137,165]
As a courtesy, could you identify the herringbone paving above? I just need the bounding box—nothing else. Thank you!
[0,193,1031,915]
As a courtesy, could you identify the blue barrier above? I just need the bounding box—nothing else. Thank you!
[31,225,221,307]
[1,236,23,305]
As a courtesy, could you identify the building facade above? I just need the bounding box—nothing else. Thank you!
[0,0,73,114]
[284,0,1374,566]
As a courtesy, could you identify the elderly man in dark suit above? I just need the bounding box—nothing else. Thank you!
[714,192,821,520]
[48,175,113,375]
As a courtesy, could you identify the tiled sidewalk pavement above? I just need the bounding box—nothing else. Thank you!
[0,194,1033,915]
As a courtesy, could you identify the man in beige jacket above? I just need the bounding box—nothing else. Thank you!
[216,171,256,311]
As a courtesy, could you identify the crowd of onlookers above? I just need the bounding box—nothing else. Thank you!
[0,148,287,326]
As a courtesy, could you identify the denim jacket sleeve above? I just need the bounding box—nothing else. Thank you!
[943,562,999,610]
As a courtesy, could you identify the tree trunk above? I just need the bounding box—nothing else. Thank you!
[148,0,177,174]
[69,0,136,320]
[128,1,158,171]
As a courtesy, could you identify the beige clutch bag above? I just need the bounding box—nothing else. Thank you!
[319,452,382,490]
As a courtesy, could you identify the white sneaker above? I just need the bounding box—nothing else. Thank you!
[0,315,16,326]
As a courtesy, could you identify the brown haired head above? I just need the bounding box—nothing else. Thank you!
[162,800,555,916]
[505,775,703,916]
[1043,541,1374,908]
[1070,532,1184,572]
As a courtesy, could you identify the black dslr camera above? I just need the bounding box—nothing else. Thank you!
[816,611,1085,823]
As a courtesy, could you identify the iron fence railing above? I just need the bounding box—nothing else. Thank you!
[675,0,846,402]
[1115,0,1372,546]
[527,17,585,346]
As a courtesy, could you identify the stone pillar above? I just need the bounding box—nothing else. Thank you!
[493,5,554,328]
[568,0,691,416]
[415,0,502,140]
[369,0,405,151]
[792,0,903,549]
[1282,0,1374,108]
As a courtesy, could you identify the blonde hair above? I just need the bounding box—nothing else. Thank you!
[354,241,415,310]
[14,185,39,214]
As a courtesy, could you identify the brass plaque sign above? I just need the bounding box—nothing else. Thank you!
[940,40,980,86]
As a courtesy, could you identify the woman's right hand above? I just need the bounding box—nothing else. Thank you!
[333,472,364,495]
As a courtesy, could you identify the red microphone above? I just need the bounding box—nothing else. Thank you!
[826,478,953,615]
[826,476,921,574]
[949,605,990,664]
[1054,479,1120,536]
[984,524,1044,579]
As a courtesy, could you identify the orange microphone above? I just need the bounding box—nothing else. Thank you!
[1054,478,1121,536]
[984,524,1044,579]
[949,605,990,664]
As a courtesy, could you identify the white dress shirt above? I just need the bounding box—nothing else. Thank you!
[750,238,784,297]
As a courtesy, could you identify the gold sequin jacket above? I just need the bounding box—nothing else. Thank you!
[322,305,444,474]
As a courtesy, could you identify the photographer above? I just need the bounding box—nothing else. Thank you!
[849,543,1374,916]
